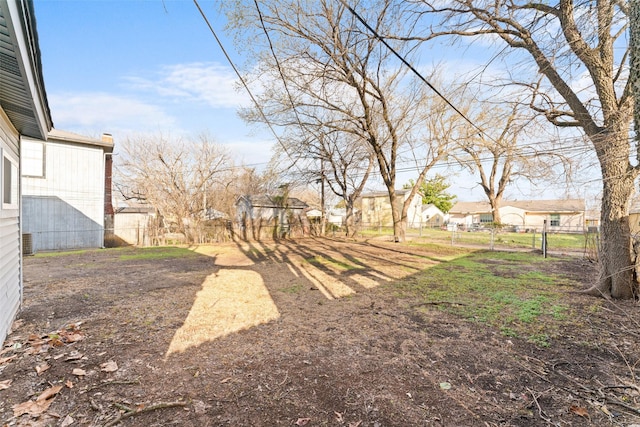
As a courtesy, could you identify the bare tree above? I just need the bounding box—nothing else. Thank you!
[207,166,275,219]
[408,0,634,298]
[226,0,449,242]
[265,119,374,237]
[453,104,566,225]
[116,134,232,243]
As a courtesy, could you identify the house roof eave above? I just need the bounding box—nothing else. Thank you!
[0,0,52,139]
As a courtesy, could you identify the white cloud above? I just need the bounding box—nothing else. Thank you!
[124,62,250,108]
[49,91,179,135]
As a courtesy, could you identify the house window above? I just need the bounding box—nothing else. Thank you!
[22,139,45,177]
[479,213,493,223]
[550,214,560,227]
[2,151,18,209]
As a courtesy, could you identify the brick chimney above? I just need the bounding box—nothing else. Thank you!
[102,133,115,246]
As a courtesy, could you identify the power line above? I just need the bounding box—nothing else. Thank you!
[192,0,303,176]
[339,0,491,142]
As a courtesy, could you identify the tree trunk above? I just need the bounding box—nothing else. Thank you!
[345,199,355,237]
[596,175,635,299]
[389,192,405,242]
[589,130,638,299]
[487,194,502,225]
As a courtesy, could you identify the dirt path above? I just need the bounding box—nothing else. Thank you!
[0,238,638,426]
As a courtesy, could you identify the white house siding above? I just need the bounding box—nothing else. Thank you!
[0,111,21,345]
[501,206,527,226]
[114,211,153,246]
[22,139,105,251]
[361,191,422,227]
[520,212,585,231]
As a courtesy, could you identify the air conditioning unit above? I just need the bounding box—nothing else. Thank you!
[22,233,34,255]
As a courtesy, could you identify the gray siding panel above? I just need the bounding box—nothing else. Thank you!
[23,196,103,251]
[0,215,20,344]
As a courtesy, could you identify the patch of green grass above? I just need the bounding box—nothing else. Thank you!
[411,228,586,250]
[280,284,304,294]
[118,246,199,261]
[396,251,575,346]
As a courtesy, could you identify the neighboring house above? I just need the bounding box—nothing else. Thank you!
[114,200,156,246]
[421,204,446,228]
[628,200,640,236]
[235,195,309,239]
[449,199,586,231]
[359,190,424,228]
[236,195,309,221]
[21,130,114,252]
[0,0,53,344]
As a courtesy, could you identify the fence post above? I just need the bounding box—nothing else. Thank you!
[542,220,548,258]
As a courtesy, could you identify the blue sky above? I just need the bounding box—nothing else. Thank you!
[32,0,600,203]
[34,0,265,165]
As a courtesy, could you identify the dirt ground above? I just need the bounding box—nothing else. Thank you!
[1,237,639,426]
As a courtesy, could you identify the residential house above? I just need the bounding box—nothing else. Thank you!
[21,130,114,252]
[235,195,309,239]
[114,200,156,246]
[421,203,446,228]
[359,190,424,228]
[449,199,586,232]
[628,199,640,236]
[0,0,53,344]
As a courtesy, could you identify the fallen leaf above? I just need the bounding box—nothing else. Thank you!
[0,379,12,390]
[439,382,452,390]
[334,411,344,422]
[35,363,50,375]
[295,418,311,426]
[37,385,63,402]
[220,377,232,384]
[570,405,589,417]
[100,360,118,372]
[60,414,74,426]
[65,380,73,389]
[72,368,86,376]
[348,422,362,427]
[62,332,84,343]
[13,385,63,417]
[65,351,83,361]
[12,400,49,417]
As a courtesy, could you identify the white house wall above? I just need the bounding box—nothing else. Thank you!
[22,138,105,251]
[114,212,152,246]
[0,110,21,346]
[521,212,584,231]
[501,206,527,226]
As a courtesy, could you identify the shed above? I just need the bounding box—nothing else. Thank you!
[235,195,309,239]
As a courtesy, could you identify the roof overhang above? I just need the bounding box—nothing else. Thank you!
[0,0,52,139]
[47,129,114,152]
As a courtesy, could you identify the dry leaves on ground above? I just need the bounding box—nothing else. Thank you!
[12,384,63,417]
